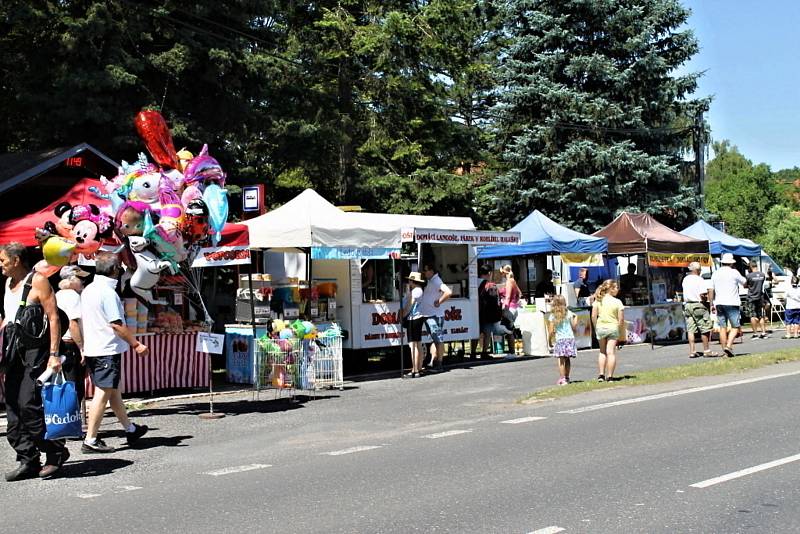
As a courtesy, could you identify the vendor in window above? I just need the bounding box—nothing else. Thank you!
[619,264,646,301]
[535,269,556,297]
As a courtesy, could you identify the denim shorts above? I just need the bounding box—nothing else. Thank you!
[424,316,444,344]
[87,354,122,389]
[715,304,741,329]
[786,308,800,325]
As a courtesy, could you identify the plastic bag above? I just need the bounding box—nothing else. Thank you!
[41,372,82,440]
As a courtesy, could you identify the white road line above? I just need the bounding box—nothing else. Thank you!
[690,453,800,489]
[527,526,565,534]
[202,463,272,476]
[559,370,800,414]
[76,493,102,499]
[114,485,142,493]
[422,429,473,439]
[324,445,382,456]
[501,416,547,425]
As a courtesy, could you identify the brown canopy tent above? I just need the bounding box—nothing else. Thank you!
[593,212,709,254]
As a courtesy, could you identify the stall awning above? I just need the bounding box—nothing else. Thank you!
[593,212,709,255]
[680,220,761,257]
[242,189,400,253]
[477,210,607,258]
[0,178,107,246]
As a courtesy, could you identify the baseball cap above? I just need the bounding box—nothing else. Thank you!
[687,261,701,272]
[59,265,91,279]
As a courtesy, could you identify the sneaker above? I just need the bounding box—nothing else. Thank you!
[597,375,605,382]
[760,333,769,339]
[82,439,115,454]
[723,348,735,358]
[5,462,41,482]
[751,334,760,339]
[126,424,149,446]
[557,377,567,385]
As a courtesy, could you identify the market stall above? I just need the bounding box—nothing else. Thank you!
[593,212,710,344]
[476,209,608,353]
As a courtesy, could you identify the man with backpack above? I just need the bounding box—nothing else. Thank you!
[0,243,68,481]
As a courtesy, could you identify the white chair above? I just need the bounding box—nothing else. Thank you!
[770,297,786,327]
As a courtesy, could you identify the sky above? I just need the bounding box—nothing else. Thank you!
[682,0,800,170]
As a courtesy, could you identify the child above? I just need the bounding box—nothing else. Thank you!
[547,294,578,385]
[784,277,800,339]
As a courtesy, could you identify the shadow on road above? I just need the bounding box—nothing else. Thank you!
[62,458,133,478]
[127,394,342,418]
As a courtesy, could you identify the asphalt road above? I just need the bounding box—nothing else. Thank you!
[1,335,800,533]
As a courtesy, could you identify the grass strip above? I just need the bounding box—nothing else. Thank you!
[520,348,800,403]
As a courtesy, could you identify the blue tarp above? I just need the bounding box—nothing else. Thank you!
[680,220,761,257]
[477,210,607,259]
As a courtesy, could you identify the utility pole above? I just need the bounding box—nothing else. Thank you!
[693,108,706,213]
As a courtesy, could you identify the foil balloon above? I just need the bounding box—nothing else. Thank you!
[203,183,228,246]
[181,199,209,245]
[134,110,180,169]
[182,144,226,188]
[42,236,75,266]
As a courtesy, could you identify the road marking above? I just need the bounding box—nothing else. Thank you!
[202,463,272,476]
[527,527,565,534]
[114,485,142,493]
[422,429,473,439]
[76,493,102,499]
[324,445,382,456]
[501,416,547,424]
[690,453,800,488]
[559,370,800,414]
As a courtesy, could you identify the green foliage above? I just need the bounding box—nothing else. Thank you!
[704,141,778,240]
[761,205,800,269]
[772,167,800,210]
[487,0,707,233]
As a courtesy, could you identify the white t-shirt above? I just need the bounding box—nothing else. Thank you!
[419,273,450,317]
[3,277,23,327]
[80,275,129,357]
[711,266,746,307]
[56,289,81,342]
[786,287,800,310]
[409,287,424,319]
[682,274,708,303]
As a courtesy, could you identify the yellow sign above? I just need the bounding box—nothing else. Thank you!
[560,253,605,266]
[647,253,711,268]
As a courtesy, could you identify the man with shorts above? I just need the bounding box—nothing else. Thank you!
[710,253,746,358]
[420,262,452,371]
[745,261,769,339]
[682,262,714,358]
[81,253,149,453]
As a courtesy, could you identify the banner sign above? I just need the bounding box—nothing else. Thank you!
[196,332,224,354]
[647,253,711,268]
[357,300,475,349]
[311,246,401,260]
[243,186,261,212]
[560,253,604,266]
[404,228,520,246]
[191,246,251,268]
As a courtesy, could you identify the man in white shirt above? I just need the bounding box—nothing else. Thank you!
[421,262,452,372]
[56,265,90,408]
[682,262,713,358]
[710,253,746,357]
[80,252,150,454]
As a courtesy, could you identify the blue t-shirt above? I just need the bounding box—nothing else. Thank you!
[548,311,576,340]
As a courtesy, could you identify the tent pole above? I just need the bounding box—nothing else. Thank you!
[395,258,404,378]
[644,252,655,350]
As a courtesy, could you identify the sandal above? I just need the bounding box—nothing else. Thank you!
[689,352,702,358]
[703,351,720,358]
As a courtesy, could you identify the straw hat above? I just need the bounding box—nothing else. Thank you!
[407,272,425,284]
[720,253,736,264]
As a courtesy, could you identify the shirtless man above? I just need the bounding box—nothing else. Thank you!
[0,242,67,480]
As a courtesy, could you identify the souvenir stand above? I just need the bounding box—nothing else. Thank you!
[593,212,710,345]
[476,210,608,354]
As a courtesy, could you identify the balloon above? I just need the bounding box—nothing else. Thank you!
[134,110,180,169]
[127,236,177,305]
[182,144,225,187]
[181,200,209,245]
[42,236,75,266]
[203,183,228,245]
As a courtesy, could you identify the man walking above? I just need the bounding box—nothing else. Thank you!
[420,262,452,371]
[81,252,149,453]
[682,262,714,358]
[0,243,68,480]
[745,260,769,339]
[710,253,746,358]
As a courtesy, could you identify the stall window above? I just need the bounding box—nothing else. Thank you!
[361,260,398,303]
[424,244,470,299]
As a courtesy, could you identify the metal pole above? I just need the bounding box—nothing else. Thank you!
[248,250,258,390]
[395,258,405,378]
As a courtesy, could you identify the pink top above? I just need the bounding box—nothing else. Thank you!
[500,283,521,310]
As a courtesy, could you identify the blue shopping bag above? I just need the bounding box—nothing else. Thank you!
[41,373,82,440]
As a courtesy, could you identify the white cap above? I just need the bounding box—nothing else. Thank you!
[687,261,701,272]
[720,253,736,264]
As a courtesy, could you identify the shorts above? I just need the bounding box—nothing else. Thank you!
[552,338,577,358]
[786,308,800,325]
[715,304,741,329]
[424,316,444,344]
[684,302,712,334]
[746,298,766,319]
[86,354,122,389]
[407,317,426,342]
[595,325,619,340]
[481,321,511,339]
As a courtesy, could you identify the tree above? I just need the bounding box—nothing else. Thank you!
[761,205,800,270]
[486,0,708,233]
[704,141,778,240]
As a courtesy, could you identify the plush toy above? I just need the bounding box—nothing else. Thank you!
[279,328,294,340]
[127,235,176,305]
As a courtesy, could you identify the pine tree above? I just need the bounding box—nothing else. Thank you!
[488,0,708,232]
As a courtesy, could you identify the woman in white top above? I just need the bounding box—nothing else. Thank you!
[402,272,427,378]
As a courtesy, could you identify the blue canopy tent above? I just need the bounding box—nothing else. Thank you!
[477,210,607,258]
[680,220,761,257]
